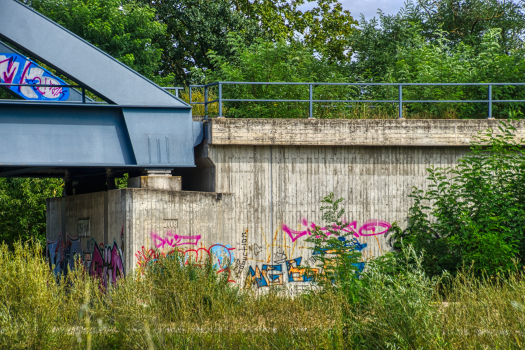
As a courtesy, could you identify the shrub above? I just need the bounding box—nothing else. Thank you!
[393,121,525,277]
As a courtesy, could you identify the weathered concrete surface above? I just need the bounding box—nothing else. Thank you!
[47,118,525,294]
[47,189,235,272]
[209,118,525,146]
[128,175,182,191]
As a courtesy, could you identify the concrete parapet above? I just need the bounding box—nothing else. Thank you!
[209,118,525,146]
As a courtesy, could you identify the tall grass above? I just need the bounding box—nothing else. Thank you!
[1,240,525,349]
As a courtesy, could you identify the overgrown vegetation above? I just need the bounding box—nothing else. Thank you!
[3,237,525,349]
[391,121,525,277]
[15,0,525,119]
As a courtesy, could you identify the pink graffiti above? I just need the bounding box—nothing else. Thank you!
[135,243,236,282]
[282,219,391,242]
[358,220,391,236]
[0,56,18,84]
[89,241,125,289]
[151,231,201,249]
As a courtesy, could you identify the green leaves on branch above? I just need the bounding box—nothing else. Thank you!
[0,178,63,246]
[394,121,525,276]
[29,0,173,85]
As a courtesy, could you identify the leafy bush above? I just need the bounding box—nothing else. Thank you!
[306,193,364,304]
[206,34,356,119]
[0,178,63,246]
[386,27,525,119]
[393,121,525,277]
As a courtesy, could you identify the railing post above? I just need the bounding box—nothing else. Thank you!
[204,85,208,120]
[309,84,313,119]
[175,87,179,99]
[398,84,403,119]
[218,82,224,118]
[488,84,493,119]
[82,87,86,104]
[189,86,192,105]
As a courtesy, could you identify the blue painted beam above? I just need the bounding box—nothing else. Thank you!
[0,0,187,107]
[0,102,197,167]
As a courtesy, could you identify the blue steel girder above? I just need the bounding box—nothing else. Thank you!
[0,0,187,107]
[0,0,201,179]
[0,101,199,168]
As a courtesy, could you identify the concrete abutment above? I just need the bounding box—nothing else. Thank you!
[46,119,525,292]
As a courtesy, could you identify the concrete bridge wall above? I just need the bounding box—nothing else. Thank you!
[46,119,525,293]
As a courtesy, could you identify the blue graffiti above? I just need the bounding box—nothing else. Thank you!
[0,53,70,101]
[313,236,368,273]
[247,264,283,288]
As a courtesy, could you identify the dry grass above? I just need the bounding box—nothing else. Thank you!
[1,242,525,349]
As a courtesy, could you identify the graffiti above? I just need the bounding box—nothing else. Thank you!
[135,243,236,282]
[246,264,283,288]
[0,53,69,101]
[312,237,368,273]
[286,257,319,283]
[246,257,318,288]
[46,234,82,275]
[274,249,288,264]
[236,230,248,275]
[135,246,159,267]
[151,231,201,249]
[249,243,263,256]
[89,240,125,289]
[282,218,391,242]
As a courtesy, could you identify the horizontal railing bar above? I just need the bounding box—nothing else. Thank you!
[202,98,525,104]
[200,82,525,87]
[221,99,310,102]
[163,87,184,90]
[0,83,79,88]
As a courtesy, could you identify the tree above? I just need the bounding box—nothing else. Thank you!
[23,0,172,84]
[137,0,357,85]
[385,27,525,118]
[0,178,63,246]
[236,0,357,61]
[417,0,525,54]
[206,34,352,118]
[135,0,262,85]
[349,0,525,81]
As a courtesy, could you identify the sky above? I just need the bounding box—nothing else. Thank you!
[299,0,407,21]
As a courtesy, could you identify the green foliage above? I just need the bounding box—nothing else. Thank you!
[0,178,62,246]
[135,0,262,86]
[386,27,525,118]
[207,35,354,118]
[306,193,363,304]
[416,0,525,54]
[394,121,525,277]
[27,0,173,85]
[4,240,525,348]
[0,241,71,349]
[349,0,525,81]
[350,247,445,349]
[136,0,356,85]
[237,0,357,62]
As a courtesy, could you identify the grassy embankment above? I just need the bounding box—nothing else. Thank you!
[1,241,525,349]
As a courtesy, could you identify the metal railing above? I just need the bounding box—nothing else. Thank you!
[163,87,184,98]
[179,82,525,119]
[0,82,94,103]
